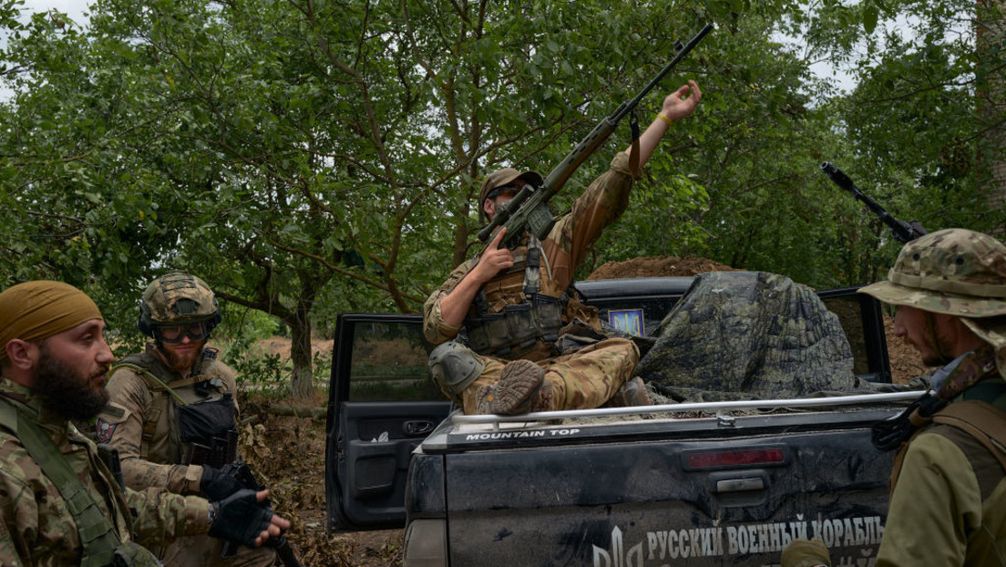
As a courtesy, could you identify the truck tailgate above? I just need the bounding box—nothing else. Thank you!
[437,411,895,566]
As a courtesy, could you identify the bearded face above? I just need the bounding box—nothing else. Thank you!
[35,343,110,420]
[158,339,207,374]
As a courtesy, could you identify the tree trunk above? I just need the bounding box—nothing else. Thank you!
[452,199,472,268]
[288,309,315,398]
[977,0,1006,234]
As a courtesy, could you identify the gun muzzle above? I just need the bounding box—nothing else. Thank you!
[820,162,854,191]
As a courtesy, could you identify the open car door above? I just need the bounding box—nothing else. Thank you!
[325,313,451,531]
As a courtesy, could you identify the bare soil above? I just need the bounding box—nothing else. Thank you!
[884,315,930,384]
[239,392,403,566]
[588,255,737,279]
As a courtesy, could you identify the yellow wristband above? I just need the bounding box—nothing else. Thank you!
[657,112,674,127]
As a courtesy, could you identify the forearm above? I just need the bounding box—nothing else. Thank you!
[126,487,211,547]
[424,259,486,344]
[623,113,673,170]
[437,271,485,329]
[121,457,203,495]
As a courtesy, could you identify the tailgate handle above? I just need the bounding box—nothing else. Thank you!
[404,420,435,436]
[715,477,765,493]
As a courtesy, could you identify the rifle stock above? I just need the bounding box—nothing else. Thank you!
[477,22,714,251]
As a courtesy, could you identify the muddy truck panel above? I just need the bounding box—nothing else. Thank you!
[405,402,908,566]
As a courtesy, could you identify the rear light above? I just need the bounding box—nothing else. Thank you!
[404,519,448,567]
[684,447,786,470]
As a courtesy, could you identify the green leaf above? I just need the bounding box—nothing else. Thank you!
[862,5,879,35]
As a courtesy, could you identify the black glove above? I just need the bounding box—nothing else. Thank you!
[208,489,274,547]
[200,464,244,501]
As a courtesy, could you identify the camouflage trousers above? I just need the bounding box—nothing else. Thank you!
[160,534,276,567]
[460,337,639,414]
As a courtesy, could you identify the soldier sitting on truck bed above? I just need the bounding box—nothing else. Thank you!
[422,81,702,415]
[782,228,1006,567]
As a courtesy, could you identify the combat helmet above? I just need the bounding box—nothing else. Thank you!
[138,271,221,337]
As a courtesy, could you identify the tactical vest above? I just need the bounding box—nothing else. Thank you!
[463,236,586,358]
[890,380,1006,492]
[0,397,160,567]
[111,349,238,468]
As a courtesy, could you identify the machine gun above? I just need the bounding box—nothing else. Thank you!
[477,22,715,249]
[220,462,302,567]
[821,162,928,244]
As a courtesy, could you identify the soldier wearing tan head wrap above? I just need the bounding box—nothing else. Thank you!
[0,280,104,359]
[0,280,289,566]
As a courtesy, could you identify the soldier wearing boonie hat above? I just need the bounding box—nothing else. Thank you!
[423,80,704,416]
[782,228,1006,567]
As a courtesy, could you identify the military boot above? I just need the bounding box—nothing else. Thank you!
[604,377,653,407]
[475,359,545,415]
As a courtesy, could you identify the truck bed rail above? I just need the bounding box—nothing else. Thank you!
[451,390,922,427]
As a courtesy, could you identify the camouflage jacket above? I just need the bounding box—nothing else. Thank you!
[97,343,240,495]
[0,381,210,566]
[423,151,638,353]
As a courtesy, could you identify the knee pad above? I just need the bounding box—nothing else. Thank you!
[428,341,486,397]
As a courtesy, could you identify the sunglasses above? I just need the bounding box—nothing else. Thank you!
[155,321,209,344]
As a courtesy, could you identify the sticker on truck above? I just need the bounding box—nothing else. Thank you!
[592,514,884,567]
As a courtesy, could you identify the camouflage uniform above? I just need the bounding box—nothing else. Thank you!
[783,228,1006,567]
[97,273,275,567]
[424,151,640,414]
[0,380,210,566]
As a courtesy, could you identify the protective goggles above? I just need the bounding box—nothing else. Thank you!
[486,184,522,200]
[155,321,209,344]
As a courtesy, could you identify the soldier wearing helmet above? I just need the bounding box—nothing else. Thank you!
[97,272,279,566]
[423,81,702,415]
[782,228,1006,567]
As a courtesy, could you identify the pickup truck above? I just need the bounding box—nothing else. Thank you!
[324,276,920,566]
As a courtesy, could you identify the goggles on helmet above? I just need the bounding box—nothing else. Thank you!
[155,321,209,344]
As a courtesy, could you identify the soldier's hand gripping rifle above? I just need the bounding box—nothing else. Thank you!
[820,162,928,244]
[477,22,715,249]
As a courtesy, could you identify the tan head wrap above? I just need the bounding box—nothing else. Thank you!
[0,281,103,361]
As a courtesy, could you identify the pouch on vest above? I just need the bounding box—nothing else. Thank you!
[112,540,162,567]
[178,394,237,468]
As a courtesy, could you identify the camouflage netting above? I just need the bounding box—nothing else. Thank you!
[635,271,859,402]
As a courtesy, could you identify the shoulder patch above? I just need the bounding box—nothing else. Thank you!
[95,419,117,444]
[95,402,130,444]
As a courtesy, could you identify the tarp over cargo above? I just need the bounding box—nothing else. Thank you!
[635,271,858,401]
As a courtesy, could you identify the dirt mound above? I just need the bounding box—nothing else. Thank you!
[588,255,737,279]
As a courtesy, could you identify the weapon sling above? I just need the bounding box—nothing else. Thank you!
[0,398,124,567]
